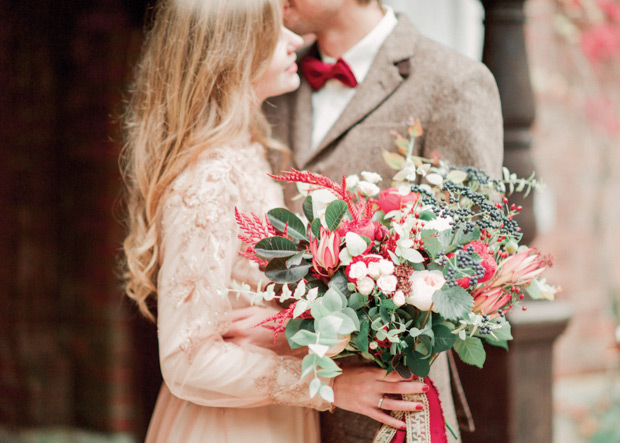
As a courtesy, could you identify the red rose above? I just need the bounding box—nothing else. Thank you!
[456,241,498,288]
[338,219,378,242]
[376,188,419,214]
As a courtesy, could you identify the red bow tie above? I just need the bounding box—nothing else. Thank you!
[300,56,358,91]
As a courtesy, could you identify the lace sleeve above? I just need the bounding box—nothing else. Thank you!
[156,158,331,410]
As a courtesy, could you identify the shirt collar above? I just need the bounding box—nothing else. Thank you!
[321,6,398,84]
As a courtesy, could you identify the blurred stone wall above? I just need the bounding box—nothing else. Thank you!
[525,0,620,376]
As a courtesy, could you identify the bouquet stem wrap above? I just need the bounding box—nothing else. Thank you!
[373,378,448,443]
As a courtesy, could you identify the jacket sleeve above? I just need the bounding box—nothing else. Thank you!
[423,62,504,179]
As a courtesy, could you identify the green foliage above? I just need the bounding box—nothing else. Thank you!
[264,257,311,283]
[433,286,474,321]
[303,196,314,222]
[254,237,297,258]
[268,208,307,242]
[325,200,348,231]
[454,336,486,368]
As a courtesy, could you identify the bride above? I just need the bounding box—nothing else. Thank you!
[120,0,428,441]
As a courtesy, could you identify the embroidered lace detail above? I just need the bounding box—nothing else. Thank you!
[254,356,332,411]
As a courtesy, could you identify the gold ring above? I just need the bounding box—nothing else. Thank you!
[378,397,384,409]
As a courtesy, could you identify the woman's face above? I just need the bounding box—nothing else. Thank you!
[254,26,304,102]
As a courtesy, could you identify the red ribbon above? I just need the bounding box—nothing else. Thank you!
[390,377,448,443]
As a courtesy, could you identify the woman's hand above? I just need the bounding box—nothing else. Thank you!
[223,306,304,357]
[333,365,429,430]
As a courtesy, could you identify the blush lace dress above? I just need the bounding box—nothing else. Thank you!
[146,140,329,443]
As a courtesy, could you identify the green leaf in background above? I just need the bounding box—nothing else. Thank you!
[267,208,307,242]
[382,151,406,170]
[381,298,396,310]
[340,307,361,331]
[454,336,486,368]
[489,320,512,341]
[420,229,442,258]
[405,352,431,377]
[433,286,473,321]
[325,200,348,231]
[432,324,458,353]
[286,252,305,267]
[485,337,508,350]
[355,319,370,353]
[348,293,367,310]
[455,227,481,246]
[254,237,297,258]
[303,195,314,222]
[311,218,322,240]
[265,257,311,283]
[328,271,351,297]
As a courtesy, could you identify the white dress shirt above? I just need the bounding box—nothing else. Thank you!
[310,6,398,151]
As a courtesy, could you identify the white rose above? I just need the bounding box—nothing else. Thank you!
[423,215,453,232]
[348,261,368,280]
[393,290,406,307]
[377,275,397,294]
[367,262,382,279]
[378,259,395,276]
[361,171,382,184]
[358,181,380,197]
[356,277,375,296]
[369,341,379,350]
[345,174,360,189]
[407,270,446,311]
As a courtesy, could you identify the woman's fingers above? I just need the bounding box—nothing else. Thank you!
[365,408,406,430]
[379,397,424,412]
[381,381,429,395]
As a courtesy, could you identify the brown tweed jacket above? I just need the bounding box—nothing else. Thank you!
[265,15,503,443]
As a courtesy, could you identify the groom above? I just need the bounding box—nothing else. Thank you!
[265,0,504,441]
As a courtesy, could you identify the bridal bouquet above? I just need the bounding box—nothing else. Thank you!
[224,124,557,441]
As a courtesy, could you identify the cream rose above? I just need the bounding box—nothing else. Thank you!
[393,290,406,307]
[377,275,397,295]
[356,277,375,296]
[407,270,446,311]
[348,261,368,280]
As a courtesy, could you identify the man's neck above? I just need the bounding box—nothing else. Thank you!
[316,4,384,59]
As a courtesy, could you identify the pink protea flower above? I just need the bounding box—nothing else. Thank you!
[471,248,548,315]
[493,248,546,286]
[310,227,341,277]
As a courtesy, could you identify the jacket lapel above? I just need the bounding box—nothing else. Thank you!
[299,15,420,169]
[291,78,314,168]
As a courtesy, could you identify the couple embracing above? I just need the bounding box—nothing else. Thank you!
[121,0,503,442]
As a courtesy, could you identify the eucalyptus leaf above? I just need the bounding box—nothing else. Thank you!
[325,200,348,231]
[319,385,335,402]
[309,378,321,398]
[454,336,486,368]
[291,329,317,347]
[322,288,344,312]
[268,208,308,242]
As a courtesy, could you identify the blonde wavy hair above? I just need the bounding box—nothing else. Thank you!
[121,0,282,321]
